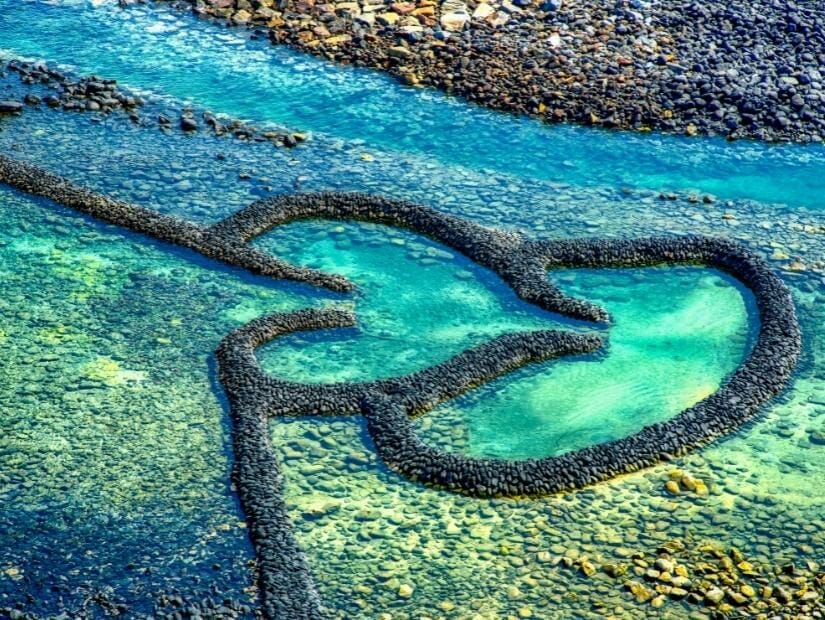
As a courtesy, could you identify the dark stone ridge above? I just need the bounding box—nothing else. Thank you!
[0,154,802,618]
[2,58,142,115]
[0,155,350,292]
[0,100,24,114]
[0,57,306,148]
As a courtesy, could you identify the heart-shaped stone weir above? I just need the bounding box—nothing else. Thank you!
[0,154,801,619]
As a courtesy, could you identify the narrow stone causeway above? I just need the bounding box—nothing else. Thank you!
[0,154,802,619]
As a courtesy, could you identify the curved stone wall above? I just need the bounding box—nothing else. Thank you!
[0,154,802,619]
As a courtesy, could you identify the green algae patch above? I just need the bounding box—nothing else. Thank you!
[81,356,148,385]
[0,189,306,514]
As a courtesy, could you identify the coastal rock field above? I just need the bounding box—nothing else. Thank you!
[177,0,825,142]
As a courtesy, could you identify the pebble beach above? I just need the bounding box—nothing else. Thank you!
[179,0,825,142]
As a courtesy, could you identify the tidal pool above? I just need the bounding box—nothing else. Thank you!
[256,221,752,459]
[0,0,822,618]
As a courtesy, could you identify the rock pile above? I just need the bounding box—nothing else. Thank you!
[0,58,307,147]
[2,58,142,114]
[560,538,824,616]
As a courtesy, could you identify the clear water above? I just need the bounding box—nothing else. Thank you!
[0,1,822,618]
[1,1,824,209]
[257,222,752,458]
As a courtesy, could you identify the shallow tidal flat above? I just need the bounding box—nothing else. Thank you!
[0,1,824,618]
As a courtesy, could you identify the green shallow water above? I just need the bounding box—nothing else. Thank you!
[0,188,274,612]
[1,137,822,618]
[419,269,751,459]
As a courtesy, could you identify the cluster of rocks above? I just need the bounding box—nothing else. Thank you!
[0,58,306,148]
[273,409,825,618]
[663,468,709,496]
[153,592,257,618]
[169,0,825,142]
[1,58,142,115]
[0,154,802,618]
[560,538,824,616]
[160,108,308,148]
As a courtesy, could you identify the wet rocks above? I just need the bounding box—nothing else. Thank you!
[704,587,725,604]
[1,57,308,150]
[180,114,199,131]
[809,430,825,446]
[0,100,24,114]
[0,154,804,619]
[397,583,414,598]
[169,0,825,142]
[663,469,709,496]
[572,540,825,616]
[2,59,142,115]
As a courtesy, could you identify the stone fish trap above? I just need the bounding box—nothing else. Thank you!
[0,154,802,618]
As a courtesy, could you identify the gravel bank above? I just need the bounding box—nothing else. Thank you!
[0,57,308,147]
[166,0,825,143]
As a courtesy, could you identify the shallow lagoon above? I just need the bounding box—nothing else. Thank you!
[0,1,823,618]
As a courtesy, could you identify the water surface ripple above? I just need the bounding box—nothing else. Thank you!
[0,0,824,209]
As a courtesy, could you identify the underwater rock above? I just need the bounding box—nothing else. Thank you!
[0,100,23,113]
[180,115,199,131]
[397,583,414,598]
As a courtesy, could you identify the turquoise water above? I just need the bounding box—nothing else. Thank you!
[0,188,267,614]
[0,1,823,618]
[0,186,756,617]
[417,269,752,459]
[258,222,752,458]
[1,0,824,209]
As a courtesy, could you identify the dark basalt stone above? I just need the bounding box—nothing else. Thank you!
[0,154,802,619]
[1,58,303,148]
[0,100,24,114]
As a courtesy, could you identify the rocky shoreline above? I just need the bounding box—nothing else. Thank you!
[161,0,825,143]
